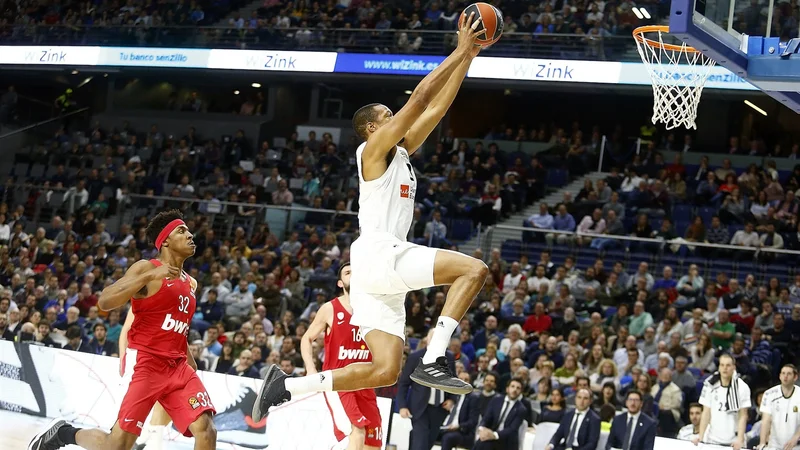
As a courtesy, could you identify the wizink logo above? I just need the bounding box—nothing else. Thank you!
[513,62,574,80]
[362,59,440,71]
[245,53,297,69]
[651,70,748,85]
[24,49,67,63]
[161,313,189,336]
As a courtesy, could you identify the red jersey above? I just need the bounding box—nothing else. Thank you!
[323,297,372,370]
[128,259,196,361]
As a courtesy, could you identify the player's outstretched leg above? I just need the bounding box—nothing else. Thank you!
[409,250,487,393]
[253,330,404,421]
[28,420,138,450]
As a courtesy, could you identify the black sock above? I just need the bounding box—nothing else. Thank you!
[57,425,79,445]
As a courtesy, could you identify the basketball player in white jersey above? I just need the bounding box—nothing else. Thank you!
[758,364,800,450]
[252,13,489,421]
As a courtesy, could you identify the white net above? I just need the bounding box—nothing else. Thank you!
[634,27,717,130]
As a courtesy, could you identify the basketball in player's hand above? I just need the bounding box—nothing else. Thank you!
[460,3,503,48]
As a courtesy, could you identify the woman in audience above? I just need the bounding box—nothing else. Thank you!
[593,381,621,412]
[590,359,619,393]
[267,322,286,351]
[529,355,550,386]
[537,387,566,424]
[582,344,606,375]
[720,188,747,223]
[532,376,552,405]
[690,333,716,373]
[636,373,656,417]
[213,341,236,374]
[553,352,584,386]
[750,190,770,220]
[499,323,527,356]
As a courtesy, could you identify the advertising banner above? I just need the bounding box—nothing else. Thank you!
[0,341,391,450]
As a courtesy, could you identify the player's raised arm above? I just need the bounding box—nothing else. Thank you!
[300,302,332,375]
[359,14,481,171]
[98,260,179,311]
[403,47,478,155]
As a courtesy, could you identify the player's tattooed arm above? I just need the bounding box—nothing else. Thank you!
[98,260,178,311]
[300,302,332,375]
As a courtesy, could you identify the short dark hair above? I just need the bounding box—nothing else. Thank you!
[94,322,107,333]
[38,320,51,329]
[145,209,184,248]
[689,402,703,412]
[65,324,82,339]
[575,375,590,387]
[337,261,350,281]
[783,364,798,375]
[508,377,524,389]
[280,357,294,366]
[626,389,643,401]
[352,103,382,141]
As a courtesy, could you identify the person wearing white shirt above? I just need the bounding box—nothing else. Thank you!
[758,364,800,450]
[606,389,657,450]
[678,403,703,441]
[502,262,525,295]
[527,265,551,292]
[695,354,751,449]
[730,222,761,248]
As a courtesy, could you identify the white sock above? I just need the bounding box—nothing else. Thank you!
[285,370,334,397]
[422,316,458,364]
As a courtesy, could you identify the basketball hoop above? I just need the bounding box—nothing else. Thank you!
[633,25,717,130]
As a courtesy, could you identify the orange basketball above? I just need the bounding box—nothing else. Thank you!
[460,2,504,48]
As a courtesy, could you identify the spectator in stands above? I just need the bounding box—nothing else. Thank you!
[62,323,91,352]
[228,349,260,378]
[545,204,576,246]
[88,322,118,357]
[629,301,654,338]
[711,309,736,350]
[526,203,554,242]
[573,208,605,247]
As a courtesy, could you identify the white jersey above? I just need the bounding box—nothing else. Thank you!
[760,385,800,450]
[699,376,751,444]
[355,142,416,241]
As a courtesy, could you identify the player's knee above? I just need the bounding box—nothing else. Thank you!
[467,259,489,284]
[190,414,217,442]
[372,360,401,386]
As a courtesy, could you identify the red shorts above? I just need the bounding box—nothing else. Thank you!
[324,389,382,447]
[118,349,216,437]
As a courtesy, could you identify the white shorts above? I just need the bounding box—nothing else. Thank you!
[349,232,456,340]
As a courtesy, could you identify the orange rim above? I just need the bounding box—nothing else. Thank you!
[633,25,702,53]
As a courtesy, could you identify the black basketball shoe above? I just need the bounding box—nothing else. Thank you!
[28,419,68,450]
[251,364,292,423]
[410,356,474,395]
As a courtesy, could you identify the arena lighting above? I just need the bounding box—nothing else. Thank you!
[71,70,79,74]
[404,90,412,95]
[744,99,768,116]
[251,82,261,88]
[234,90,240,95]
[640,7,651,19]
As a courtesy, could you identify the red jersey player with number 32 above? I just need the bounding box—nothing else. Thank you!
[300,262,383,450]
[29,210,217,450]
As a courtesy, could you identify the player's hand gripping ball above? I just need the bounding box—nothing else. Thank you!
[460,2,504,48]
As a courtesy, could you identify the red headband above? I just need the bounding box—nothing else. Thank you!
[155,219,186,251]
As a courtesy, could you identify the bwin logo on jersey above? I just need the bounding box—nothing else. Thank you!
[161,314,190,336]
[338,346,370,360]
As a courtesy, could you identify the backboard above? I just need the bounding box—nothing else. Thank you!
[669,0,800,112]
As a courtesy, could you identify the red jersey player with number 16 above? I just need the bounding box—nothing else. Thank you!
[300,262,382,450]
[29,210,217,450]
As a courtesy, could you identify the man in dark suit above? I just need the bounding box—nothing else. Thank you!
[398,340,457,450]
[606,390,657,450]
[547,388,601,450]
[472,378,527,450]
[440,372,481,450]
